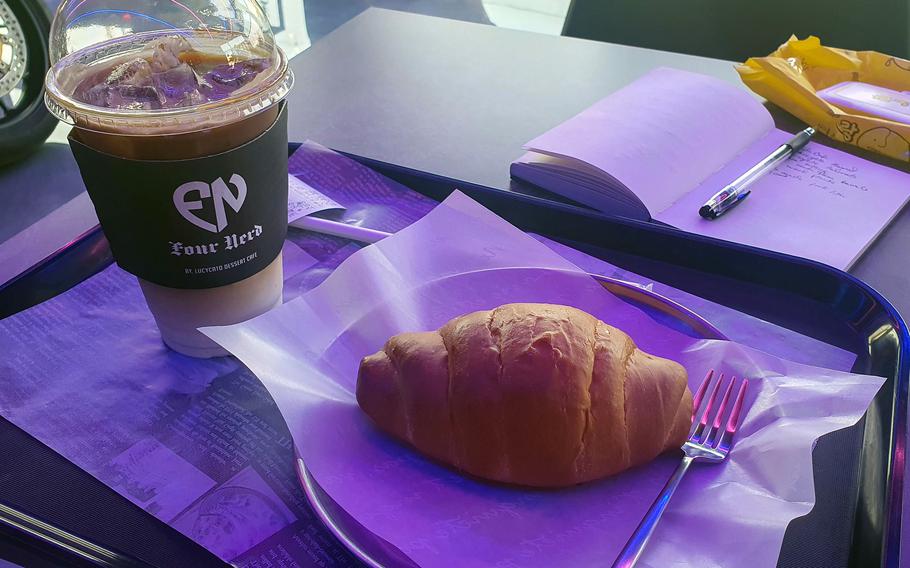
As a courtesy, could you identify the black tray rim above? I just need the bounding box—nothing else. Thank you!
[1,149,907,567]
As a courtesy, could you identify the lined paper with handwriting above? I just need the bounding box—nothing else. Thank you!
[658,129,910,269]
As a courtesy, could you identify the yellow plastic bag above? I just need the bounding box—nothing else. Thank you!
[737,36,910,162]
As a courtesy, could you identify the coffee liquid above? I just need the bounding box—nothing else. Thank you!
[70,35,279,159]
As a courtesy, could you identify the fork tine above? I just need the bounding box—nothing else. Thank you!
[691,369,713,421]
[714,378,750,454]
[698,374,725,429]
[688,371,722,439]
[708,377,737,446]
[725,378,749,434]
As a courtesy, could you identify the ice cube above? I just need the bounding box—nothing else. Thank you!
[152,63,200,101]
[149,35,193,73]
[203,58,270,89]
[105,58,153,86]
[72,55,167,109]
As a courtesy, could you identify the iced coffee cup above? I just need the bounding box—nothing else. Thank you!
[44,1,293,357]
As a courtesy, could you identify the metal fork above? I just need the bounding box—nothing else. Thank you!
[611,370,749,568]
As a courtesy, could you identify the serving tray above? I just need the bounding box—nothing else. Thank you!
[0,146,904,568]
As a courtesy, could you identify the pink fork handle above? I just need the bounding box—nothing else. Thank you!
[611,456,694,568]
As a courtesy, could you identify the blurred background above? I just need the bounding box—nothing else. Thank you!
[8,0,909,162]
[38,0,575,60]
[33,0,910,75]
[11,0,572,150]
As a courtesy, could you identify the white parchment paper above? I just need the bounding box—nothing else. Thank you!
[204,192,884,567]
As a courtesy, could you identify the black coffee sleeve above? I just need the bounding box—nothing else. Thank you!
[69,103,288,289]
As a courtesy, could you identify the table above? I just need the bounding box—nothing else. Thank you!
[0,7,906,567]
[284,8,910,319]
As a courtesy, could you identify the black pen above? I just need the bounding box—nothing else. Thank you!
[699,127,815,219]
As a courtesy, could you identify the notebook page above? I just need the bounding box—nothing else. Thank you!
[524,67,774,214]
[657,128,910,269]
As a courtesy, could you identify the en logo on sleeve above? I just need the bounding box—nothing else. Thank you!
[174,174,248,233]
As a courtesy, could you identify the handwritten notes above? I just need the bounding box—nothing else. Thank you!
[658,129,910,269]
[770,148,871,200]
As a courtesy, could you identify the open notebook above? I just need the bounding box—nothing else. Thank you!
[511,67,910,270]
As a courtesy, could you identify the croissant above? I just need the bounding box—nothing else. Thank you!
[357,303,692,487]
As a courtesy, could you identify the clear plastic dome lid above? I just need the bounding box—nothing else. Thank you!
[44,0,293,133]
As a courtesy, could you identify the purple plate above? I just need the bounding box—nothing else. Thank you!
[294,273,725,567]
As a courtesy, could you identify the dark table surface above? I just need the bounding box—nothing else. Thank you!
[284,8,910,320]
[2,7,908,567]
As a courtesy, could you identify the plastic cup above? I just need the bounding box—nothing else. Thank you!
[45,2,293,357]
